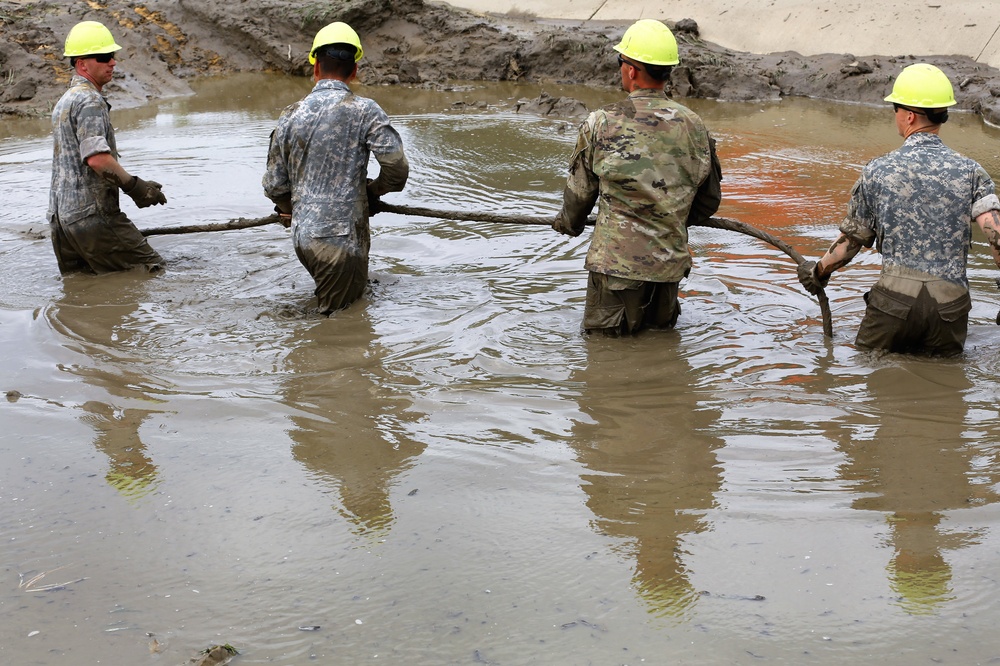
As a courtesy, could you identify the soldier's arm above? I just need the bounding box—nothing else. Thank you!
[553,120,599,237]
[975,209,1000,268]
[686,136,722,227]
[816,232,864,278]
[371,149,409,196]
[86,152,132,189]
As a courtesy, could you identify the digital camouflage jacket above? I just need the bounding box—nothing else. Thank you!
[47,75,121,225]
[263,79,407,251]
[841,131,1000,288]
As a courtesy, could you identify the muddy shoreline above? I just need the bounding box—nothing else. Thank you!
[4,0,1000,124]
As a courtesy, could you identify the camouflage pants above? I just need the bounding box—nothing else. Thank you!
[583,272,680,336]
[293,235,368,315]
[855,283,971,356]
[49,211,163,275]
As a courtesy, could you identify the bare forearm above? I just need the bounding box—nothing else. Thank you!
[86,152,132,189]
[817,233,863,278]
[976,209,1000,269]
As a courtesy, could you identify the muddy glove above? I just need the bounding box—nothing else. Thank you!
[366,179,383,215]
[271,194,292,228]
[797,260,829,295]
[123,176,167,208]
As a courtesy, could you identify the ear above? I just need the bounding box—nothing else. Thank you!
[312,61,321,81]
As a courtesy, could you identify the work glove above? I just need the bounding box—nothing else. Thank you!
[271,195,292,228]
[552,211,584,237]
[366,179,382,215]
[123,176,167,208]
[797,260,829,295]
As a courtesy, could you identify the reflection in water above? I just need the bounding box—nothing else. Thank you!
[569,342,723,618]
[838,361,998,614]
[44,274,166,502]
[281,314,424,537]
[5,79,1000,663]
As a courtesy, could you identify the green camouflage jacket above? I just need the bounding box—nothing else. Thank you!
[554,88,721,282]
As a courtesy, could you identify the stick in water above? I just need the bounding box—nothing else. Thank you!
[381,203,833,337]
[140,214,282,236]
[138,205,832,337]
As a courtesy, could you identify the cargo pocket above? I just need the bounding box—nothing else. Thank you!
[864,285,915,320]
[936,292,972,322]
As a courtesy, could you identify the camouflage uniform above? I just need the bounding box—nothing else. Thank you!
[554,88,721,334]
[47,75,163,274]
[840,132,1000,354]
[263,79,408,314]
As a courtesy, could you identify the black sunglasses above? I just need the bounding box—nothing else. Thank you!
[892,103,925,116]
[617,54,643,71]
[91,53,116,64]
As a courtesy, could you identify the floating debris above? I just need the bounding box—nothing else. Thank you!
[18,566,87,593]
[193,644,239,666]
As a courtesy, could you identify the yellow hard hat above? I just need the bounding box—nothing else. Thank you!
[309,22,363,65]
[613,19,679,67]
[884,63,957,108]
[63,21,122,58]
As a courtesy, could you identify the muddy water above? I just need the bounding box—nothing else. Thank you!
[3,73,1000,665]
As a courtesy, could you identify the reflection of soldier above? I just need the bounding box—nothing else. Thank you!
[839,363,998,614]
[281,318,423,536]
[82,400,159,501]
[568,351,723,616]
[45,276,163,501]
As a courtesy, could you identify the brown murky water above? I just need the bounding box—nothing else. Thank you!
[3,74,1000,664]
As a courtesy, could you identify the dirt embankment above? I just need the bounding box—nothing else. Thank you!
[4,0,1000,125]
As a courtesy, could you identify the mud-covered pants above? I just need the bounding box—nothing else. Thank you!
[49,211,163,275]
[855,283,971,356]
[293,234,368,315]
[583,272,680,336]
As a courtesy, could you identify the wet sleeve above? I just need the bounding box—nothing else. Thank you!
[262,123,292,202]
[839,175,877,248]
[971,165,1000,218]
[76,97,113,162]
[371,149,408,195]
[686,135,722,227]
[553,116,600,236]
[365,103,408,195]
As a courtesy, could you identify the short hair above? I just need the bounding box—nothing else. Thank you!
[645,64,673,82]
[925,108,949,124]
[315,43,357,78]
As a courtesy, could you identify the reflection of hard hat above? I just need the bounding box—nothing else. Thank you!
[884,63,957,108]
[63,21,122,58]
[309,22,363,65]
[105,468,157,501]
[613,20,679,67]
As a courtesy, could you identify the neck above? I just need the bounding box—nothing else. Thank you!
[76,66,101,91]
[626,79,665,93]
[903,124,940,139]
